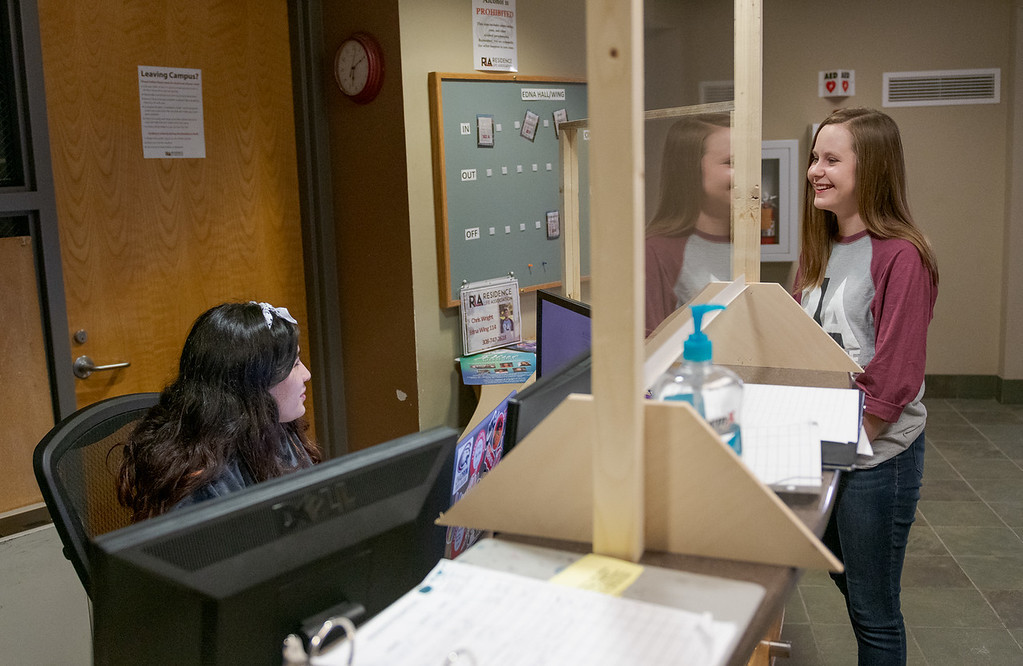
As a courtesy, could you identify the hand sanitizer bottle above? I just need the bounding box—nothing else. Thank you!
[650,304,743,454]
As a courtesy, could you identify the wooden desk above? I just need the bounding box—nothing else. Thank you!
[490,470,839,666]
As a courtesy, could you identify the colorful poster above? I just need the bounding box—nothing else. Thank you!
[458,340,536,385]
[444,391,515,558]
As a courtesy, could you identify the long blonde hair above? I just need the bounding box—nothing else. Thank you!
[646,113,731,238]
[796,108,938,292]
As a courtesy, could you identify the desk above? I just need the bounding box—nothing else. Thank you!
[463,470,839,666]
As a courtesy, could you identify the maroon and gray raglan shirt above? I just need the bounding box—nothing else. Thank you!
[795,231,937,468]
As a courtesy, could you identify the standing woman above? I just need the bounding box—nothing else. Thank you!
[118,301,320,521]
[794,108,938,665]
[645,112,733,335]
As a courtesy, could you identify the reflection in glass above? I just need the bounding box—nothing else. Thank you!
[644,114,733,335]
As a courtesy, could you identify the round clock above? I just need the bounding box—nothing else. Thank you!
[333,32,384,104]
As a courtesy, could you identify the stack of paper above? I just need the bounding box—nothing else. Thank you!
[313,559,739,666]
[739,383,865,490]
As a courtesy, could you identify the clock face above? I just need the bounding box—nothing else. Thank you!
[335,40,370,96]
[334,33,383,103]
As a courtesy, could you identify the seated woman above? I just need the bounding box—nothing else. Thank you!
[117,301,320,521]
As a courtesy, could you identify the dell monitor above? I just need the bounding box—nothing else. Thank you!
[535,288,591,379]
[91,426,458,666]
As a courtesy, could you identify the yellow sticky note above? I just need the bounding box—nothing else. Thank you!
[548,554,644,597]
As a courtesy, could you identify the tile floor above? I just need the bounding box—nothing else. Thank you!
[781,398,1023,665]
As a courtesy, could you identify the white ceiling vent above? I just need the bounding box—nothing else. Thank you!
[883,68,1000,107]
[699,80,734,104]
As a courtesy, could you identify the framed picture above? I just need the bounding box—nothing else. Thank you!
[760,139,800,261]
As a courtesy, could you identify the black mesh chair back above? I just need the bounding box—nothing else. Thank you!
[33,392,159,595]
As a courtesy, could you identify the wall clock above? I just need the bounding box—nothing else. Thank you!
[334,32,384,104]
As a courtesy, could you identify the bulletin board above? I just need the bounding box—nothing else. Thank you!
[429,72,590,308]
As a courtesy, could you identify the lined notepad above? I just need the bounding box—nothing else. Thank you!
[739,384,863,491]
[742,383,862,444]
[316,559,738,666]
[742,422,823,491]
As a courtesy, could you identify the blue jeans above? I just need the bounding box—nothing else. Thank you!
[823,431,925,665]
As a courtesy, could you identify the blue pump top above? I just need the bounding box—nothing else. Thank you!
[683,304,726,362]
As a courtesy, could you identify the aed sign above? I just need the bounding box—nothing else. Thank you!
[819,69,855,98]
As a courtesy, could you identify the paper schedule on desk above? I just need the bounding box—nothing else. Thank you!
[315,559,738,666]
[742,383,863,444]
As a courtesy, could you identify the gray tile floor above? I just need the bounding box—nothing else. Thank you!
[782,398,1023,665]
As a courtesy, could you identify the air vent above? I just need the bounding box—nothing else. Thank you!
[883,68,1000,107]
[699,80,734,104]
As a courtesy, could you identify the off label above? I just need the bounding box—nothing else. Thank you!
[465,227,481,241]
[461,169,477,182]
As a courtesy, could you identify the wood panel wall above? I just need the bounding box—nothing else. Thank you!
[322,0,420,450]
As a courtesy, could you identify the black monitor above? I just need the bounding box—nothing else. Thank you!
[535,288,591,379]
[91,426,459,666]
[503,349,591,453]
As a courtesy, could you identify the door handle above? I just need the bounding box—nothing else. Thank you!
[73,355,131,379]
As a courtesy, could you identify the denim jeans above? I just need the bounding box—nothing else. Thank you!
[823,431,925,665]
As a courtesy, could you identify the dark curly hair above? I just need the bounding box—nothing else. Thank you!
[117,302,320,521]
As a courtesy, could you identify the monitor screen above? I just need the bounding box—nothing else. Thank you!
[91,426,458,666]
[535,289,591,379]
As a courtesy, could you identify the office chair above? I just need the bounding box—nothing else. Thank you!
[32,392,159,596]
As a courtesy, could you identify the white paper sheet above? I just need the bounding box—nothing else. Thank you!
[313,559,738,666]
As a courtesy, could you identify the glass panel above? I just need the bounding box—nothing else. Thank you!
[0,4,24,188]
[643,1,735,335]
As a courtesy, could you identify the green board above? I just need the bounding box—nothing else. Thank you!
[431,74,589,306]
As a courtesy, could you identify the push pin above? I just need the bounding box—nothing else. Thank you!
[527,263,533,274]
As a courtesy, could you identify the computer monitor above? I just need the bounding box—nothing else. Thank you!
[535,288,591,379]
[503,350,591,453]
[91,426,459,666]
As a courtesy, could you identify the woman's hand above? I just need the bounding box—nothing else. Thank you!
[862,412,887,443]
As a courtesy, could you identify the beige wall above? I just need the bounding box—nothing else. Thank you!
[397,0,1020,431]
[762,0,1014,378]
[399,0,587,429]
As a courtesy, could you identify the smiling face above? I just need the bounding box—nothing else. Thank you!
[700,125,733,227]
[269,350,311,423]
[808,123,864,235]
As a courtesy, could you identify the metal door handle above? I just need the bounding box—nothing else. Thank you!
[73,355,131,379]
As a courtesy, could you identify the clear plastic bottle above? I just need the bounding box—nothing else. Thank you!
[651,304,743,455]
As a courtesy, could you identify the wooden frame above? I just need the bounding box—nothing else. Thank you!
[428,72,587,308]
[760,139,800,261]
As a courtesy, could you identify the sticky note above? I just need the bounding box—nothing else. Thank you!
[548,554,644,597]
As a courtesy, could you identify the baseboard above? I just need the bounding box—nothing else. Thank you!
[925,374,1023,404]
[0,503,52,538]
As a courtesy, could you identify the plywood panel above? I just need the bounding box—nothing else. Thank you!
[38,0,312,431]
[0,238,54,512]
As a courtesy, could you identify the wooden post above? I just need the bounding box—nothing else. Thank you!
[559,126,582,300]
[586,0,645,562]
[733,0,763,282]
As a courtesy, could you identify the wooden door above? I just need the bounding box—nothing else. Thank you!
[37,0,312,417]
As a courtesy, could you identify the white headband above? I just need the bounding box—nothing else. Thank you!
[251,301,298,329]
